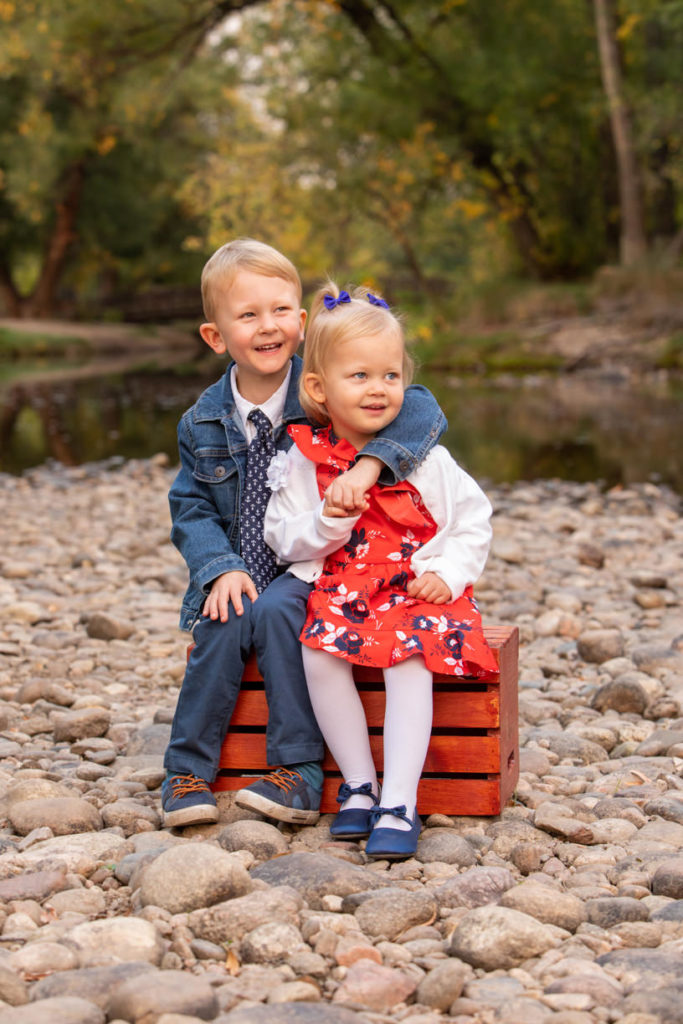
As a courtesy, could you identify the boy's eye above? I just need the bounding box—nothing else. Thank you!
[386,372,400,381]
[352,371,367,380]
[241,311,255,319]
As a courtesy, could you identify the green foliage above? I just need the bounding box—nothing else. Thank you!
[0,0,259,314]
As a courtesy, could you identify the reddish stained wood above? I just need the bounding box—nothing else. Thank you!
[207,624,519,815]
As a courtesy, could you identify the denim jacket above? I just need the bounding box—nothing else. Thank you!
[169,354,446,630]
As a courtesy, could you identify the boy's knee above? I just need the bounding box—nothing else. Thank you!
[254,575,311,621]
[192,603,255,650]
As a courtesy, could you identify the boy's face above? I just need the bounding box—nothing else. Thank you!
[200,271,306,402]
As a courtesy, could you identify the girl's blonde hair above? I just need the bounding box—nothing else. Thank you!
[201,238,302,321]
[301,281,414,425]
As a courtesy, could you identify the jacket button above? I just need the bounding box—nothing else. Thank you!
[214,466,226,478]
[399,460,411,473]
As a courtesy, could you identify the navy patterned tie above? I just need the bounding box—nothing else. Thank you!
[240,409,278,593]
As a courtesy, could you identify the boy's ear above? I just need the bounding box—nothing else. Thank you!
[303,372,325,406]
[298,308,307,342]
[199,322,228,355]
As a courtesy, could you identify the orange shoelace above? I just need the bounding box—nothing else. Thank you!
[259,768,303,792]
[168,773,211,798]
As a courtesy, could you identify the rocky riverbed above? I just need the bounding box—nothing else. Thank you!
[0,456,682,1024]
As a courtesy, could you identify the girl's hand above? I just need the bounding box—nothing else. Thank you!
[407,572,452,604]
[323,455,382,515]
[322,498,366,518]
[202,571,258,621]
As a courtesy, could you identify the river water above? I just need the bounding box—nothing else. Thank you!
[1,358,681,494]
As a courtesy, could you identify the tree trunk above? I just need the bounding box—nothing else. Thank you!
[23,160,87,318]
[593,0,648,265]
[0,260,22,317]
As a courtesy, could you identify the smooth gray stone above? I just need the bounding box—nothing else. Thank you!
[250,852,387,909]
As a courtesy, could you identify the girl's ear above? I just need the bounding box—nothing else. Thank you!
[303,372,326,407]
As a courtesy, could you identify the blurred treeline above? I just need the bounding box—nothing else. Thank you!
[0,0,681,320]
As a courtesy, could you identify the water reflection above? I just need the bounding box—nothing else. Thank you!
[1,363,681,493]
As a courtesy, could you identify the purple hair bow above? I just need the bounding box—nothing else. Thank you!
[367,292,390,309]
[323,291,351,310]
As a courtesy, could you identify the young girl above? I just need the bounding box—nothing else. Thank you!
[264,283,496,859]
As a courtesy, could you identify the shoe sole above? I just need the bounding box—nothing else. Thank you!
[234,788,320,825]
[163,804,219,828]
[365,847,417,860]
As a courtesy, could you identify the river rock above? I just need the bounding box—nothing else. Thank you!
[223,1004,365,1023]
[585,896,650,928]
[241,920,307,964]
[596,948,683,991]
[136,842,252,913]
[52,708,112,743]
[449,905,560,970]
[415,828,478,866]
[652,859,683,899]
[218,819,289,860]
[3,778,76,810]
[187,886,303,945]
[332,958,418,1011]
[577,629,625,663]
[100,798,161,834]
[0,963,29,1006]
[8,797,103,836]
[499,880,586,931]
[352,888,438,940]
[64,917,167,967]
[0,998,105,1024]
[416,959,469,1010]
[250,851,386,909]
[591,677,649,714]
[106,969,218,1022]
[621,984,683,1023]
[0,867,70,902]
[432,865,515,909]
[84,612,134,641]
[30,962,157,1008]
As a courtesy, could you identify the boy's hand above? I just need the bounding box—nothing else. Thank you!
[407,572,452,605]
[202,571,258,622]
[323,455,382,516]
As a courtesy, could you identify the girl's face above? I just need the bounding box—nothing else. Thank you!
[304,329,405,450]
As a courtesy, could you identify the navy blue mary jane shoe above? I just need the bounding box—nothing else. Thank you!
[329,782,379,839]
[365,804,422,860]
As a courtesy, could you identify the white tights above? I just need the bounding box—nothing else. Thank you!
[302,647,433,831]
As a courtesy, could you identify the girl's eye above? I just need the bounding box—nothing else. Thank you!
[386,372,400,381]
[241,311,255,319]
[353,371,367,380]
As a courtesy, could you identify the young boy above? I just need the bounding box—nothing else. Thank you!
[162,238,446,828]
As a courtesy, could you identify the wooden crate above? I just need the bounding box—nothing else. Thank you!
[208,624,519,816]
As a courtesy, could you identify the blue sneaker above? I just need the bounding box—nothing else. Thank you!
[162,772,218,828]
[234,768,321,825]
[365,805,422,860]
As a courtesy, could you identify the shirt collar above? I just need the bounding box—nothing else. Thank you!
[230,362,292,437]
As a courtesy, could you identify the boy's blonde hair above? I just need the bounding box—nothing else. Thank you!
[201,238,302,321]
[301,281,414,425]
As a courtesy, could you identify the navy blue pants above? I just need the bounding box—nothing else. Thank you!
[164,573,323,782]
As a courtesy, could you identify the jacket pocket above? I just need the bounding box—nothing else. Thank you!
[193,449,237,485]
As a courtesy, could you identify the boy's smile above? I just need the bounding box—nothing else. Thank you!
[200,270,306,404]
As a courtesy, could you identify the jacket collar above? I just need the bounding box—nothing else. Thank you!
[192,355,304,424]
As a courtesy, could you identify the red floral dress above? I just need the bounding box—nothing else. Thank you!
[291,426,497,678]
